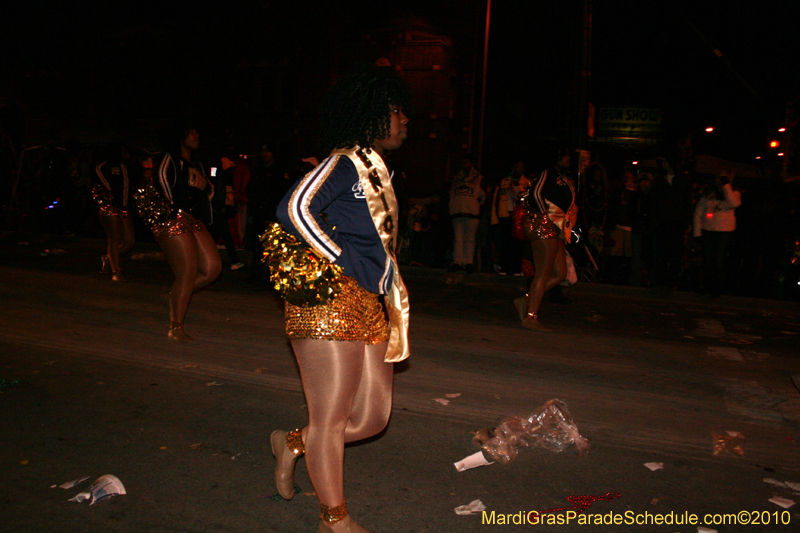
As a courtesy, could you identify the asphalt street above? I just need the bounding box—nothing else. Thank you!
[1,234,800,533]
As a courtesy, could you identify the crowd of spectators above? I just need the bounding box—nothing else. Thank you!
[2,136,799,301]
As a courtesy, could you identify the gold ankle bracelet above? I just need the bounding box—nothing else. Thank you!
[320,500,348,524]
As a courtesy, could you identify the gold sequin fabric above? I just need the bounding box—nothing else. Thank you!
[320,501,348,524]
[285,429,304,455]
[98,206,132,218]
[285,277,389,344]
[152,211,205,240]
[524,212,561,241]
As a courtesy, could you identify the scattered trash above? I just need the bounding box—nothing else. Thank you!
[52,476,90,489]
[454,499,486,516]
[39,249,67,256]
[69,475,126,505]
[768,497,795,509]
[644,462,663,471]
[764,478,786,487]
[433,398,450,406]
[268,484,302,501]
[206,381,223,387]
[190,442,204,450]
[713,431,744,456]
[454,451,494,472]
[786,481,800,493]
[473,399,590,464]
[538,492,621,515]
[445,393,462,399]
[697,527,718,533]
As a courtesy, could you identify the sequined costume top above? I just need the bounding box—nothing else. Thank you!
[530,166,578,243]
[157,152,214,225]
[276,152,394,295]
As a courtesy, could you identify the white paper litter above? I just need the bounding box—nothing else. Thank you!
[644,462,664,471]
[725,430,744,438]
[768,497,795,509]
[445,393,462,399]
[454,499,486,515]
[53,476,90,489]
[69,475,126,505]
[763,478,786,488]
[454,451,494,472]
[433,398,450,405]
[697,527,717,533]
[206,381,223,387]
[785,481,800,493]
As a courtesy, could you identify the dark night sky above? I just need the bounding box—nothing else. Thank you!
[2,0,799,173]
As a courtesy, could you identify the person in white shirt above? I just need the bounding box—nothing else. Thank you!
[692,170,741,297]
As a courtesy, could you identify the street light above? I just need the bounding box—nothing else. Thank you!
[705,126,714,133]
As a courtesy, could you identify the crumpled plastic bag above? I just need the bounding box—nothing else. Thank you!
[472,399,590,464]
[69,475,126,505]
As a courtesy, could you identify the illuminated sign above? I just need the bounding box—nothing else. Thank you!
[595,107,662,143]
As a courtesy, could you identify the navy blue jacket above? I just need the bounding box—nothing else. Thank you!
[276,154,393,295]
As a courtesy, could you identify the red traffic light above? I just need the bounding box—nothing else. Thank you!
[770,140,780,149]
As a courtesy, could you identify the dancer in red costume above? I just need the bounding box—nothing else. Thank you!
[272,65,412,533]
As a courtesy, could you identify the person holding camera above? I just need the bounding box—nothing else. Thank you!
[692,170,741,298]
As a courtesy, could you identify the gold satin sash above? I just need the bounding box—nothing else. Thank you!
[334,147,410,362]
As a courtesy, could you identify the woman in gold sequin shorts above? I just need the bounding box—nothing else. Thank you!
[514,149,577,332]
[271,65,412,533]
[153,125,221,342]
[94,146,136,281]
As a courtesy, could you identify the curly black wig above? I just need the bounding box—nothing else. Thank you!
[319,63,413,154]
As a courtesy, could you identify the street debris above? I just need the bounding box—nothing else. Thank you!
[69,475,126,505]
[454,451,494,472]
[768,497,795,509]
[206,381,223,386]
[445,393,462,398]
[191,442,204,450]
[454,499,486,516]
[712,431,744,456]
[433,398,450,405]
[697,527,717,533]
[644,462,664,471]
[472,399,590,464]
[52,476,90,489]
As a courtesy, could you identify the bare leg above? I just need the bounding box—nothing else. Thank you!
[292,339,392,507]
[191,227,222,291]
[526,238,559,316]
[99,214,122,274]
[118,216,135,255]
[157,232,198,326]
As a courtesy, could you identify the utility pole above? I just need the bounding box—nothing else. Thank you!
[477,0,491,172]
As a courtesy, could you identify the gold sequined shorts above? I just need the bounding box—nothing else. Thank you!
[523,212,562,241]
[99,206,132,218]
[285,276,390,344]
[152,211,206,240]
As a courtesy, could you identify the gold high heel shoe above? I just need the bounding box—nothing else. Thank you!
[319,502,372,533]
[271,429,303,500]
[167,322,193,342]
